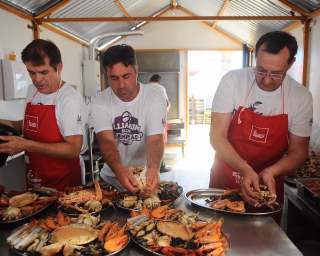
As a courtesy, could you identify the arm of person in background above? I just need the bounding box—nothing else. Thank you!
[96,130,139,193]
[210,112,261,206]
[0,119,23,134]
[166,100,171,112]
[258,133,309,204]
[145,134,164,192]
[0,134,83,158]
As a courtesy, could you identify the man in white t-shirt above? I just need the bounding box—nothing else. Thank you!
[146,74,171,173]
[210,31,313,225]
[0,39,88,191]
[91,44,167,192]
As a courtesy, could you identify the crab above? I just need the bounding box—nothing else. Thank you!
[1,206,22,221]
[252,185,277,206]
[9,192,39,207]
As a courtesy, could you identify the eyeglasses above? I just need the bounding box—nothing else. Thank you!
[254,70,285,80]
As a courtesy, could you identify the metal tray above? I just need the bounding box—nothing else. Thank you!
[295,178,320,209]
[185,188,282,215]
[0,200,55,224]
[116,185,184,211]
[9,219,130,256]
[284,176,296,186]
[131,231,230,256]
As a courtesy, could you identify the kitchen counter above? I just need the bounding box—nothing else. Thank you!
[0,196,302,256]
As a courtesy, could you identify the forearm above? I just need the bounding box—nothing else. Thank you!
[0,119,23,134]
[147,135,164,170]
[210,132,254,176]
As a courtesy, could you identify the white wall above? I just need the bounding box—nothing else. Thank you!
[116,9,242,124]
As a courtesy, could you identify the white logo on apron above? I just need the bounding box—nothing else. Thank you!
[27,169,42,187]
[249,125,269,143]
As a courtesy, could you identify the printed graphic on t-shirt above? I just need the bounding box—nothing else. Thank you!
[310,117,313,127]
[248,101,263,115]
[77,115,82,126]
[113,111,144,146]
[26,115,38,132]
[249,125,269,143]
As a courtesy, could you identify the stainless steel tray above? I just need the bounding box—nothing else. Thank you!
[116,185,184,211]
[0,200,55,224]
[295,178,320,209]
[9,219,130,256]
[185,188,282,215]
[131,231,230,256]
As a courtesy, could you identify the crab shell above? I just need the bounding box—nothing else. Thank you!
[9,193,39,207]
[156,221,194,240]
[49,224,99,245]
[1,206,22,221]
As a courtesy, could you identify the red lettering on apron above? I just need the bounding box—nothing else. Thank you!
[23,88,82,191]
[209,80,288,225]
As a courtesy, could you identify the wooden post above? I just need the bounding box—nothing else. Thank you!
[33,22,40,39]
[302,20,309,87]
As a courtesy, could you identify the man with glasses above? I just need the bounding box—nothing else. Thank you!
[209,31,313,225]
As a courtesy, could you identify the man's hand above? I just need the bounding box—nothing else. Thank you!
[0,136,27,155]
[114,167,139,193]
[144,167,159,192]
[240,170,261,206]
[258,168,277,205]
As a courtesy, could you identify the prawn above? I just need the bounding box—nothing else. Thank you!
[104,235,129,253]
[57,211,71,226]
[46,216,60,230]
[97,221,112,242]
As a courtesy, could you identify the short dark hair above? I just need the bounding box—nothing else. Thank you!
[102,44,137,71]
[255,31,297,64]
[21,39,62,71]
[149,74,161,83]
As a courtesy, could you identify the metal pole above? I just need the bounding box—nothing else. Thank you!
[87,127,94,182]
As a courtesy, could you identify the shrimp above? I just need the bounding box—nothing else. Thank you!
[46,216,60,230]
[39,219,49,230]
[105,223,119,242]
[151,205,170,219]
[97,221,112,242]
[199,242,223,252]
[207,247,224,256]
[104,235,129,253]
[57,211,71,226]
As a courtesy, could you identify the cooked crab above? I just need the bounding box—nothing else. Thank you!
[1,206,22,221]
[84,199,102,212]
[252,185,277,206]
[120,196,137,208]
[9,192,39,207]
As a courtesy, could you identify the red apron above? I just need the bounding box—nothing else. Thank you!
[24,87,82,191]
[209,80,288,225]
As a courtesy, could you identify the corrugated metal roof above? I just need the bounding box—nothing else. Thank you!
[0,0,317,47]
[288,0,320,13]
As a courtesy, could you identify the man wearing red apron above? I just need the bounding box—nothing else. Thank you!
[0,39,88,191]
[210,31,313,225]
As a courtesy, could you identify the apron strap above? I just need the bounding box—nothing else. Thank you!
[30,80,63,105]
[238,79,285,124]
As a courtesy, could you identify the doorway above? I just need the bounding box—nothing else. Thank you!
[186,50,242,170]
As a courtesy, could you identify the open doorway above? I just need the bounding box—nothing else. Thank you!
[186,50,242,169]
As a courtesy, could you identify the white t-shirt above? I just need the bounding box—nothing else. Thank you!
[212,67,313,137]
[26,82,88,138]
[146,83,170,104]
[91,83,167,186]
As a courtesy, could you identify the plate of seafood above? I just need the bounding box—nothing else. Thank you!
[56,180,119,216]
[117,180,183,211]
[7,211,129,256]
[0,185,59,223]
[185,187,282,215]
[126,205,231,256]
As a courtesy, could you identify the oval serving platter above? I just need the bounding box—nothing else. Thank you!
[116,185,184,212]
[0,200,55,224]
[8,219,130,256]
[185,188,282,215]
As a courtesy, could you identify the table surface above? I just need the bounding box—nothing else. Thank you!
[1,194,303,256]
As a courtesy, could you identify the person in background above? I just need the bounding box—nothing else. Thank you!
[209,31,313,225]
[0,39,88,191]
[91,44,167,192]
[146,74,171,173]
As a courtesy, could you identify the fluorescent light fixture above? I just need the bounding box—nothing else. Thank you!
[137,21,146,27]
[98,36,121,50]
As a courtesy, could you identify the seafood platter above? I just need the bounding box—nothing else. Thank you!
[117,180,183,211]
[56,180,119,216]
[284,150,320,185]
[126,204,230,256]
[185,187,282,215]
[295,178,320,209]
[7,212,129,256]
[0,185,59,223]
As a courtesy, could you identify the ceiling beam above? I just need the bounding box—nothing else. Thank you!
[0,2,35,22]
[275,0,309,16]
[307,9,320,20]
[38,16,303,23]
[33,22,40,39]
[282,21,302,32]
[302,20,310,87]
[212,0,230,29]
[173,0,178,8]
[35,0,73,19]
[114,0,136,28]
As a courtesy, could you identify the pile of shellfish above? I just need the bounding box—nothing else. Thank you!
[126,205,230,256]
[8,212,129,256]
[0,185,58,222]
[118,181,182,211]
